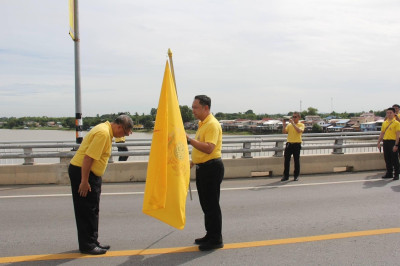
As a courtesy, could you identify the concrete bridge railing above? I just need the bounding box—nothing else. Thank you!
[0,131,385,185]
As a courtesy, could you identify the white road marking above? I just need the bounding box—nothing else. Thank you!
[0,178,384,199]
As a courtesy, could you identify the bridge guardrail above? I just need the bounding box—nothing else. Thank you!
[0,131,381,165]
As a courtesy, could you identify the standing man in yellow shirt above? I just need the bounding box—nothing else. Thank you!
[281,112,305,182]
[187,95,224,251]
[69,115,133,255]
[377,107,400,180]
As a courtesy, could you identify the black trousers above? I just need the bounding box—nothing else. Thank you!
[195,158,224,240]
[383,140,399,177]
[283,143,301,178]
[68,164,102,251]
[117,145,129,161]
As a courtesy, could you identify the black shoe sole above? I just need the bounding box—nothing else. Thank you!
[199,243,224,251]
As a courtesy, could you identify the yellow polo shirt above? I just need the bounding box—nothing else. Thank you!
[381,118,400,140]
[70,121,113,176]
[286,122,305,143]
[191,114,222,164]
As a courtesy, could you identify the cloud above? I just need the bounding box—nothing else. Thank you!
[1,0,399,117]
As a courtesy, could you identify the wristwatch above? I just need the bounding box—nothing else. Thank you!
[187,138,191,145]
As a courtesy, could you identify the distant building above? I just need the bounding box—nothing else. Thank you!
[360,122,377,132]
[375,120,384,131]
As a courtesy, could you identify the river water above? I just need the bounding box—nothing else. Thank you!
[0,129,154,142]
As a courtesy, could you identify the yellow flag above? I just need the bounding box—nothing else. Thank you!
[142,60,190,230]
[69,0,75,40]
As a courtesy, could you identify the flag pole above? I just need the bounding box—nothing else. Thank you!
[168,48,193,201]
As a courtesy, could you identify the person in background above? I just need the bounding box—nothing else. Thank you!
[187,95,224,251]
[281,112,305,182]
[68,115,133,255]
[377,107,400,180]
[115,136,129,161]
[392,104,400,121]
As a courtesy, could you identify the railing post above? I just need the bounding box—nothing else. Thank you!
[60,157,70,164]
[274,141,284,157]
[242,142,252,158]
[332,138,344,154]
[23,147,34,165]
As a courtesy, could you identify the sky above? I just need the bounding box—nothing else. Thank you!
[1,0,400,117]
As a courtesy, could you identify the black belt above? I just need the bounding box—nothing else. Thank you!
[196,158,222,167]
[69,164,100,178]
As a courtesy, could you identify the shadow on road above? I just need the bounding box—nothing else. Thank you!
[117,231,209,266]
[117,249,209,266]
[363,172,397,189]
[6,250,78,266]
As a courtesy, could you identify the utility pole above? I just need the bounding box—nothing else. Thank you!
[69,0,83,144]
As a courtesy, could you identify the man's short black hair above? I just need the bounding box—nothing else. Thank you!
[195,95,211,109]
[387,107,396,113]
[393,104,400,108]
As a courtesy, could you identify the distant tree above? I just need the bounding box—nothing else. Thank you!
[307,107,318,115]
[139,116,154,129]
[244,113,257,120]
[180,105,194,122]
[245,110,254,115]
[64,117,75,129]
[6,118,17,129]
[150,108,157,119]
[215,112,225,120]
[312,124,323,133]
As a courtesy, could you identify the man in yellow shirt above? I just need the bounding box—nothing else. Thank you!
[69,115,133,255]
[377,107,400,180]
[392,104,400,121]
[281,112,305,182]
[115,136,128,161]
[186,95,224,251]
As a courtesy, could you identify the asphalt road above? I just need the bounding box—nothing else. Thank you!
[1,171,400,265]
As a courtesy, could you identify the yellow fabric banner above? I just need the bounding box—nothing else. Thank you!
[69,0,75,40]
[142,60,190,230]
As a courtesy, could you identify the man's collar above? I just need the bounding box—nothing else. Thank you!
[198,114,212,127]
[106,121,114,138]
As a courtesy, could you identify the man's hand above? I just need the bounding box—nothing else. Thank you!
[78,181,91,197]
[190,161,194,169]
[377,143,381,153]
[393,146,398,152]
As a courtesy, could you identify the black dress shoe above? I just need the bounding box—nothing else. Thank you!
[80,246,107,255]
[294,176,299,181]
[194,235,209,245]
[199,240,224,251]
[394,177,399,180]
[97,244,110,250]
[281,177,289,181]
[382,175,392,179]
